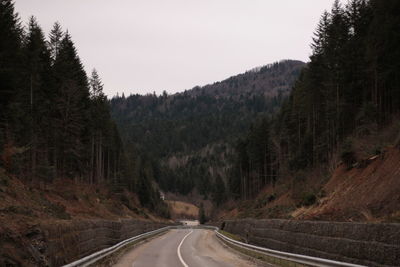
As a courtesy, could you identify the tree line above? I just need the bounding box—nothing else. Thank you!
[229,0,400,199]
[0,1,168,216]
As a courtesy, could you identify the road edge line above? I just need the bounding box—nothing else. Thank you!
[177,229,193,267]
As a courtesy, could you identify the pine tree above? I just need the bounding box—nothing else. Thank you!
[89,69,111,183]
[90,69,105,100]
[22,16,53,181]
[52,33,90,178]
[0,0,22,158]
[311,11,331,58]
[48,22,63,63]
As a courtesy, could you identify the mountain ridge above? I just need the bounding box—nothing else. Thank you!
[182,59,305,98]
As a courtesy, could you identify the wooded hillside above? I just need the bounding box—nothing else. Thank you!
[110,60,304,200]
[0,0,167,215]
[230,0,400,200]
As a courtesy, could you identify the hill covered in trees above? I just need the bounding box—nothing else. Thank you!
[226,0,400,221]
[0,1,167,216]
[110,60,305,201]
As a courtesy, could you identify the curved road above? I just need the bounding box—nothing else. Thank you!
[114,229,259,267]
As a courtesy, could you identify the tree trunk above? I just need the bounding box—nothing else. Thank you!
[90,135,94,184]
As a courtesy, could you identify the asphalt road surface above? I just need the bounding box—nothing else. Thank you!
[114,229,259,267]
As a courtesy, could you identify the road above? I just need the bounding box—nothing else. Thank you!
[113,229,259,267]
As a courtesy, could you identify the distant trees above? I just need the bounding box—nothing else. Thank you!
[229,0,400,199]
[0,1,166,215]
[110,60,304,202]
[198,203,207,224]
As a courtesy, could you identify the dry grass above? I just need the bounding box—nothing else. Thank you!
[166,200,199,219]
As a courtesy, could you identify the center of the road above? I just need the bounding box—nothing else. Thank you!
[177,229,193,267]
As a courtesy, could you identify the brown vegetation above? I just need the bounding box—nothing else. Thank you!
[166,200,199,219]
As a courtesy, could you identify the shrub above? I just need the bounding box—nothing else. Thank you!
[51,202,71,220]
[340,138,356,168]
[256,193,277,208]
[301,193,316,206]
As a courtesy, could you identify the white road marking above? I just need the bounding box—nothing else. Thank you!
[177,229,193,267]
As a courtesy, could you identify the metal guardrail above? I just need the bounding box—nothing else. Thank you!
[63,226,172,267]
[215,230,366,267]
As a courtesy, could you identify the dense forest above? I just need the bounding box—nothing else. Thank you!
[111,60,304,201]
[230,0,400,199]
[0,1,168,216]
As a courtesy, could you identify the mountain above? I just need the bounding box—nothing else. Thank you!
[110,60,305,199]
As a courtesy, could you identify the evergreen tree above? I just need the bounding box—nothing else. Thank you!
[21,16,53,180]
[89,69,108,183]
[0,0,22,166]
[52,33,90,178]
[198,203,206,224]
[48,21,63,63]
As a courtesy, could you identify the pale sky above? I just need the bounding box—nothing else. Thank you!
[15,0,335,96]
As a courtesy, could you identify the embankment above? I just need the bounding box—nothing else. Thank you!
[220,219,400,267]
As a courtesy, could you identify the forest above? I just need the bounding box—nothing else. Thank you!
[0,0,167,216]
[110,60,304,201]
[230,0,400,200]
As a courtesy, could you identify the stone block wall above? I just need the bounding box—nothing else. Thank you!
[42,219,171,266]
[222,219,400,267]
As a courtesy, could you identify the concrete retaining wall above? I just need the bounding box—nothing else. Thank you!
[221,219,400,267]
[41,219,171,266]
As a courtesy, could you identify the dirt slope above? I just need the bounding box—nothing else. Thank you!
[297,148,400,221]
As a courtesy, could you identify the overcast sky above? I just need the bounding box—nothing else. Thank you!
[15,0,335,97]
